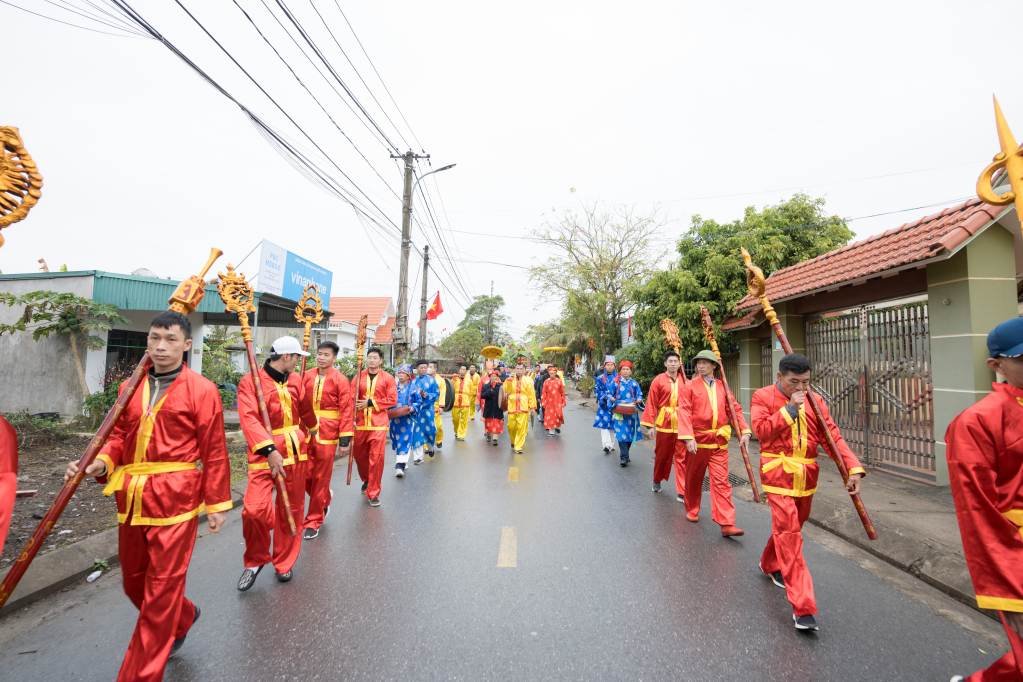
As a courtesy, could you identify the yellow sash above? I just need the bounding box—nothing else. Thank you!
[760,451,817,496]
[696,425,732,448]
[315,409,340,419]
[1003,509,1023,541]
[103,461,199,524]
[249,421,301,469]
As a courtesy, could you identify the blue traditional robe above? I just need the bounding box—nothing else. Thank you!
[390,380,423,452]
[610,378,643,443]
[592,370,618,429]
[411,374,440,448]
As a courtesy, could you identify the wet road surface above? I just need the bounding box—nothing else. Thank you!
[0,402,1001,681]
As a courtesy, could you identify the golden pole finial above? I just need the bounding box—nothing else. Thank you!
[217,264,257,343]
[0,127,44,248]
[977,96,1023,234]
[293,284,324,352]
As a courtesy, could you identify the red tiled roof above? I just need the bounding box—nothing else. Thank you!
[733,198,1006,312]
[375,317,396,343]
[721,309,763,332]
[328,297,391,325]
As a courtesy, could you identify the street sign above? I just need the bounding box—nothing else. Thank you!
[256,239,332,300]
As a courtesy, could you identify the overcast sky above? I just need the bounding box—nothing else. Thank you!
[3,0,1021,341]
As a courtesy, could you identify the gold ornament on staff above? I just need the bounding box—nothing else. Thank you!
[740,248,878,541]
[0,127,43,247]
[346,315,369,486]
[977,96,1023,234]
[660,318,683,354]
[699,305,763,504]
[293,284,324,375]
[217,264,298,536]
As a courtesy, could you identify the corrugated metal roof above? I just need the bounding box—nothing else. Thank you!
[0,270,232,313]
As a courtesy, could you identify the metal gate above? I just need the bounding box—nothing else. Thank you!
[804,304,935,483]
[761,341,773,389]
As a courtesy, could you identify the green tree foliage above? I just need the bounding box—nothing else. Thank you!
[631,193,852,367]
[438,327,485,363]
[202,325,244,386]
[529,199,665,362]
[456,294,508,345]
[0,291,130,397]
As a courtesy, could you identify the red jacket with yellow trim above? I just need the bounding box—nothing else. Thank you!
[302,367,353,445]
[239,367,317,466]
[640,373,683,433]
[751,383,864,498]
[677,376,750,448]
[96,365,232,525]
[353,370,397,431]
[946,382,1023,613]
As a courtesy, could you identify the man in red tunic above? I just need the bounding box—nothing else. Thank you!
[641,350,687,499]
[65,311,233,681]
[752,353,864,631]
[541,364,566,436]
[237,336,317,591]
[0,415,15,551]
[678,350,751,537]
[301,341,353,540]
[352,346,397,507]
[947,318,1023,682]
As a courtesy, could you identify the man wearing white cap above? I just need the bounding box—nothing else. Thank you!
[237,336,318,591]
[593,356,618,453]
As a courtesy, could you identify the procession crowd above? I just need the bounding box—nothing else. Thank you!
[6,307,1020,682]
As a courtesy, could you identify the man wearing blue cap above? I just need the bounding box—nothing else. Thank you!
[947,317,1023,682]
[593,356,618,453]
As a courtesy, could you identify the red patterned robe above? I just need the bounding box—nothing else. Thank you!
[541,376,567,429]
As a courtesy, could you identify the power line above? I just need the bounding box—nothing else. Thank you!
[2,0,144,37]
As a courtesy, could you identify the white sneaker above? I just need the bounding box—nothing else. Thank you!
[395,468,404,478]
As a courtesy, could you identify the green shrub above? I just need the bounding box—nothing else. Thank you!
[3,412,72,449]
[577,375,595,390]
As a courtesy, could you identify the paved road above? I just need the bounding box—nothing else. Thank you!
[0,402,1001,681]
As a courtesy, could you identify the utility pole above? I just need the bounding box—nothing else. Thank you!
[487,280,494,345]
[390,150,429,361]
[418,246,430,360]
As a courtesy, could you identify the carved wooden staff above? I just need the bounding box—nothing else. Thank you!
[741,248,878,540]
[293,284,323,376]
[700,305,763,504]
[346,316,369,485]
[218,265,298,537]
[0,249,223,609]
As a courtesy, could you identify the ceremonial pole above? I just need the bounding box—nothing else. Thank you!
[741,248,878,541]
[346,316,368,485]
[976,96,1023,230]
[293,284,324,376]
[699,306,763,504]
[0,248,223,608]
[217,265,298,537]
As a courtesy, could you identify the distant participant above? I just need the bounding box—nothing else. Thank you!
[389,363,422,477]
[609,361,643,466]
[64,311,232,680]
[503,361,537,454]
[412,360,439,461]
[752,353,864,631]
[468,364,481,421]
[451,364,474,441]
[541,365,566,436]
[946,318,1023,682]
[428,361,447,451]
[593,356,618,453]
[480,369,505,447]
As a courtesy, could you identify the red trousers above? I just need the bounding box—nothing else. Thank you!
[968,612,1023,681]
[116,518,199,682]
[303,442,335,529]
[353,430,385,499]
[242,464,306,573]
[652,431,686,496]
[683,446,735,525]
[760,493,816,616]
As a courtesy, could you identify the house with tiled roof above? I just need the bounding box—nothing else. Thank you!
[322,297,411,365]
[721,179,1022,486]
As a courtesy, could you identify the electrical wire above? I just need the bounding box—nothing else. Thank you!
[2,0,144,37]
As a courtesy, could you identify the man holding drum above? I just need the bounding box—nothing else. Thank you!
[609,361,643,466]
[389,363,422,477]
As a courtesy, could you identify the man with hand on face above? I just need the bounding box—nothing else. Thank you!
[351,347,397,505]
[947,318,1023,682]
[237,336,318,591]
[752,353,864,632]
[301,341,353,540]
[678,350,750,537]
[66,311,232,681]
[641,350,687,499]
[411,360,440,462]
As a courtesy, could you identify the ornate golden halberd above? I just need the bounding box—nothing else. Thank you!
[977,96,1023,237]
[741,247,779,327]
[0,127,43,246]
[293,284,324,350]
[168,248,222,315]
[699,306,723,363]
[659,318,682,353]
[217,264,257,343]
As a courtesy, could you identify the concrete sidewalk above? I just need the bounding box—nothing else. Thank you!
[567,386,989,622]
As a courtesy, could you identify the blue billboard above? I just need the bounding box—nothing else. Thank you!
[256,239,332,300]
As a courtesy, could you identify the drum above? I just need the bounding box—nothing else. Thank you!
[614,402,637,415]
[388,405,412,418]
[500,388,509,412]
[443,377,455,412]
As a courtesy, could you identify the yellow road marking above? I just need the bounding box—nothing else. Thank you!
[508,467,518,482]
[497,526,517,567]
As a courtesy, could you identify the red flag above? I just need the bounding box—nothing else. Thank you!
[628,315,632,339]
[416,292,444,327]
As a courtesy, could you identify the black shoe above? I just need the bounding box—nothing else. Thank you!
[620,460,628,467]
[677,494,685,503]
[323,489,333,520]
[369,497,380,507]
[303,528,318,540]
[515,450,523,454]
[275,569,293,583]
[793,614,818,631]
[361,481,368,493]
[492,440,499,447]
[436,442,442,449]
[169,605,200,657]
[555,428,560,433]
[770,571,785,589]
[652,481,661,492]
[237,566,263,592]
[603,447,610,453]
